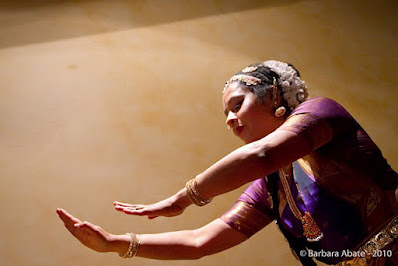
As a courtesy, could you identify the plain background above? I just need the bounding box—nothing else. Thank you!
[1,0,397,265]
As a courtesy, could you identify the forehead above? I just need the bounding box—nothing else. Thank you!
[222,82,247,105]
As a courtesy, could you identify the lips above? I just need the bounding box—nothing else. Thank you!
[235,126,244,136]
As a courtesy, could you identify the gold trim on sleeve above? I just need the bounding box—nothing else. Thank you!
[221,201,273,237]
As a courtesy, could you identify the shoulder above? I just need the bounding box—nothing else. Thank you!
[279,97,360,150]
[291,97,351,118]
[289,97,358,129]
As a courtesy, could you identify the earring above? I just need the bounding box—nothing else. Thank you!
[274,106,286,117]
[227,125,232,130]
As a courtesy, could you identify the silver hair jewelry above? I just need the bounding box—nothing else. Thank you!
[261,60,309,111]
[242,66,258,73]
[223,74,261,93]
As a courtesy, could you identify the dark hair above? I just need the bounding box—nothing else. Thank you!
[230,62,301,108]
[233,63,279,102]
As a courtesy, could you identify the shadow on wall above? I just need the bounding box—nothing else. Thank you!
[0,0,304,48]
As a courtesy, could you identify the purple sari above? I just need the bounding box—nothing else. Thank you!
[221,97,398,264]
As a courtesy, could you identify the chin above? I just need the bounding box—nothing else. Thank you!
[242,137,255,144]
[244,135,266,144]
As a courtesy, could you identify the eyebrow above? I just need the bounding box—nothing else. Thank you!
[223,95,243,116]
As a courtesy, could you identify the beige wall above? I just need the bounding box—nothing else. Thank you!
[1,0,397,265]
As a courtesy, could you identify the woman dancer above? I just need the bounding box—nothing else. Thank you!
[58,60,398,265]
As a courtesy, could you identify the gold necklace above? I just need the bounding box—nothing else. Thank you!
[279,164,324,242]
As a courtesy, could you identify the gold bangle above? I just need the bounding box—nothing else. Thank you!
[119,233,141,258]
[185,178,212,206]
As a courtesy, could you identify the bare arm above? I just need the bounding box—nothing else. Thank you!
[192,129,312,200]
[57,208,248,260]
[122,219,248,260]
[115,129,312,218]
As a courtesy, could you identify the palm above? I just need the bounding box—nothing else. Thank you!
[57,209,110,252]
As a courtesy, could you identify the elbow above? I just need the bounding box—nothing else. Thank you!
[191,252,205,260]
[244,131,307,174]
[189,230,214,260]
[190,241,208,260]
[249,140,271,161]
[242,140,278,173]
[181,247,205,260]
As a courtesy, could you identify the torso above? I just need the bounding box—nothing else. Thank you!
[274,97,398,263]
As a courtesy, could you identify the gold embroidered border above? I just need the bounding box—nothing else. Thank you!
[221,201,273,237]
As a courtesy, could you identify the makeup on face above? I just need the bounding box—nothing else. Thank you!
[223,82,284,143]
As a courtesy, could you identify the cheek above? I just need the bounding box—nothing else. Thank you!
[246,107,268,124]
[239,103,258,120]
[250,111,275,135]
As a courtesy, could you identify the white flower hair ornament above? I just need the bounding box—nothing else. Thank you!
[262,60,310,111]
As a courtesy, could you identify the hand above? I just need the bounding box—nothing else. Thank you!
[114,192,189,219]
[56,208,114,253]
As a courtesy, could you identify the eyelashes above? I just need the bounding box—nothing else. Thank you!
[224,97,244,117]
[233,100,243,112]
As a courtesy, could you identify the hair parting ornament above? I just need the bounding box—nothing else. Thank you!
[223,74,261,93]
[242,66,258,73]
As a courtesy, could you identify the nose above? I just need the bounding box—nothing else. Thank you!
[226,111,238,129]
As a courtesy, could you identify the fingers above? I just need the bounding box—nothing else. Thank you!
[74,221,96,231]
[57,208,80,222]
[121,207,148,215]
[57,209,98,230]
[113,201,134,207]
[57,208,82,232]
[57,209,82,236]
[114,201,146,214]
[113,201,164,218]
[114,205,143,213]
[113,201,145,208]
[56,209,99,242]
[115,204,155,217]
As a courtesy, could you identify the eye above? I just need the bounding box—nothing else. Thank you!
[233,100,243,112]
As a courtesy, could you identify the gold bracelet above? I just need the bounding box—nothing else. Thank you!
[185,178,212,206]
[119,233,141,258]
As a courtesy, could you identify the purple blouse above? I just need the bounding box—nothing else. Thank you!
[220,97,398,264]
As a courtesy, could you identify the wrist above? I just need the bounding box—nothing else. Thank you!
[107,233,130,254]
[175,188,192,210]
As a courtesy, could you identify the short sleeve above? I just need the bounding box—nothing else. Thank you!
[277,97,357,150]
[220,178,275,237]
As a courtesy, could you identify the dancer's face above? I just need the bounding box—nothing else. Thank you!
[222,82,284,144]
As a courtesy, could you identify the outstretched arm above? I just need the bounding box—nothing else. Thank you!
[115,112,334,219]
[115,126,313,218]
[57,208,248,260]
[194,129,312,199]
